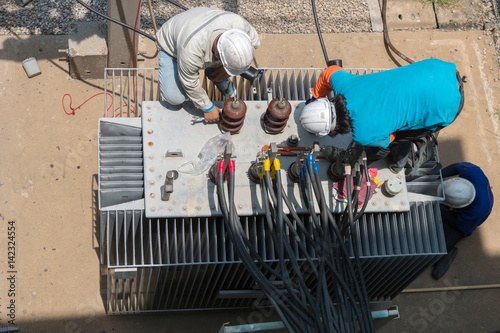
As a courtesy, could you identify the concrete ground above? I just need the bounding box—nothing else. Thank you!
[1,15,500,333]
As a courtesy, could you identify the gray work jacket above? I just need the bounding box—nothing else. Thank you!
[156,7,260,110]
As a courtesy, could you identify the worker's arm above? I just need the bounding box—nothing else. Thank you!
[230,17,261,50]
[177,56,220,122]
[177,56,213,111]
[244,23,260,50]
[312,65,344,98]
[440,163,460,178]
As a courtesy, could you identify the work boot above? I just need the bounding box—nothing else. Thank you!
[432,247,458,280]
[387,163,403,174]
[385,155,406,174]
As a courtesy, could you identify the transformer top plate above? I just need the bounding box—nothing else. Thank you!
[142,100,410,218]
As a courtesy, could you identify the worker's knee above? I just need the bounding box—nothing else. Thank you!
[161,88,186,106]
[158,50,187,105]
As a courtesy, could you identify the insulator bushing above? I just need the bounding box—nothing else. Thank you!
[208,162,227,184]
[327,162,344,182]
[287,162,301,183]
[208,163,219,184]
[220,98,247,133]
[263,98,292,134]
[248,162,261,184]
[287,134,299,147]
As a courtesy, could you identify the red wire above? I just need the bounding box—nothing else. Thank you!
[111,105,136,118]
[62,92,135,117]
[62,92,114,115]
[132,0,141,97]
[62,2,142,118]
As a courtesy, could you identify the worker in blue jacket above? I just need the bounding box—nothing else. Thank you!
[299,58,465,173]
[432,162,494,279]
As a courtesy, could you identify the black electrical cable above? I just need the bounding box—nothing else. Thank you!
[309,165,373,333]
[315,165,370,330]
[283,189,343,332]
[269,182,319,280]
[381,0,414,65]
[297,175,339,332]
[219,168,282,280]
[269,167,361,332]
[165,0,189,11]
[302,171,325,242]
[75,0,158,42]
[260,182,316,331]
[343,168,374,333]
[263,179,318,324]
[264,171,319,328]
[223,166,317,332]
[302,163,372,332]
[280,186,324,267]
[75,0,192,42]
[304,163,339,331]
[224,157,374,332]
[310,0,331,66]
[219,168,304,333]
[345,172,355,230]
[307,162,328,233]
[354,158,371,221]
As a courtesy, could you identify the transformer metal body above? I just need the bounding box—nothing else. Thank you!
[97,67,447,314]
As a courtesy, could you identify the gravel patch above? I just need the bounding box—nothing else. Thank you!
[0,0,498,63]
[0,0,371,35]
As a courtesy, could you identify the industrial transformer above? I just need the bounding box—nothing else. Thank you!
[97,67,447,318]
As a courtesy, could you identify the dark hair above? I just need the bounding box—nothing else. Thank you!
[328,93,352,137]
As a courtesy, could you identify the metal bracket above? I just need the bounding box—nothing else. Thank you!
[223,143,234,174]
[166,149,183,157]
[161,170,179,201]
[268,142,278,165]
[114,267,137,279]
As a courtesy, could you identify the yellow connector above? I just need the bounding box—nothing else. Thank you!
[260,159,271,179]
[270,158,281,179]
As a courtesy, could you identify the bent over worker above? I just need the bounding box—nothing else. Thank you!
[156,7,260,123]
[432,162,494,279]
[299,58,464,173]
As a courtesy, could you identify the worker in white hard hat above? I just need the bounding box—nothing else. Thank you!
[431,162,494,279]
[156,7,260,123]
[299,59,465,173]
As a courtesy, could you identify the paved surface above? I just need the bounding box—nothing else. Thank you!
[1,2,500,333]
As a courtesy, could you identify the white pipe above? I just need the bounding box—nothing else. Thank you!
[402,284,500,293]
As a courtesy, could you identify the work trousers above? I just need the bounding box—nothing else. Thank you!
[158,50,235,106]
[440,204,465,251]
[159,50,188,105]
[365,129,435,169]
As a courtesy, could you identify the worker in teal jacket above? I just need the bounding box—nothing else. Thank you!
[432,162,494,279]
[299,58,464,172]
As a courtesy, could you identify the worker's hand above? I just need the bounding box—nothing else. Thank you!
[204,106,220,123]
[207,66,230,82]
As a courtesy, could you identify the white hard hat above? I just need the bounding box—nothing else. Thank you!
[299,97,336,137]
[438,177,476,208]
[217,29,254,76]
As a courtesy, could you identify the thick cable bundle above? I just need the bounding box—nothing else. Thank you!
[216,154,374,333]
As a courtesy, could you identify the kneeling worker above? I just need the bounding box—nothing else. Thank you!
[156,7,260,123]
[299,58,464,172]
[432,162,494,279]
